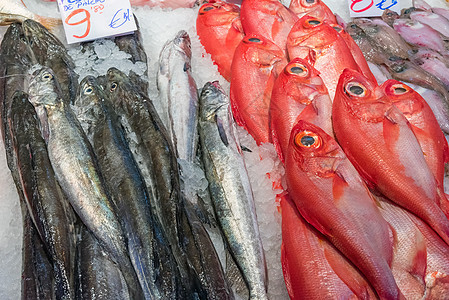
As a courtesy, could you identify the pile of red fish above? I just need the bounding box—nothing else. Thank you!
[197,0,449,299]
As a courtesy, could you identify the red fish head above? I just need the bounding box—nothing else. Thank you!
[335,68,389,123]
[197,1,240,26]
[288,120,344,176]
[238,34,286,75]
[380,80,424,118]
[288,16,339,50]
[289,0,336,22]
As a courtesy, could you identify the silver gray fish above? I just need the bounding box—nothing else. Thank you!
[157,30,199,162]
[199,81,268,300]
[73,76,179,299]
[27,67,143,300]
[9,91,76,300]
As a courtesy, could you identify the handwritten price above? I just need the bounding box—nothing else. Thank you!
[65,9,91,38]
[349,0,400,16]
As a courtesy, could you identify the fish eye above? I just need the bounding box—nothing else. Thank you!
[303,0,316,5]
[110,82,118,92]
[307,19,322,26]
[332,25,343,32]
[345,82,367,97]
[287,63,308,77]
[42,72,53,81]
[391,83,409,95]
[84,86,93,95]
[247,37,262,43]
[294,131,322,149]
[199,4,215,14]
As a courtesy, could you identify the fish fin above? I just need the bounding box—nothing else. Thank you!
[214,115,229,146]
[323,247,371,299]
[270,120,285,163]
[332,169,349,202]
[437,189,449,220]
[37,16,62,30]
[409,230,427,284]
[229,88,246,128]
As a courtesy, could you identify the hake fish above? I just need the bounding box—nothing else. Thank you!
[73,76,179,299]
[27,67,143,300]
[8,91,76,300]
[199,81,268,300]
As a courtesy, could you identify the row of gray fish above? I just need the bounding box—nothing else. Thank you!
[0,17,268,300]
[345,0,449,134]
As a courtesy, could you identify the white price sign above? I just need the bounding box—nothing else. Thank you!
[348,0,401,17]
[57,0,137,44]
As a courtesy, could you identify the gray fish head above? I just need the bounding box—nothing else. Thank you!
[1,23,37,66]
[77,76,105,106]
[382,9,399,26]
[173,30,192,59]
[22,19,65,59]
[104,67,137,103]
[401,7,418,19]
[199,81,229,121]
[345,23,366,39]
[354,18,379,35]
[28,67,61,107]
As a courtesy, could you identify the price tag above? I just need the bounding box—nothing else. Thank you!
[348,0,401,17]
[57,0,137,44]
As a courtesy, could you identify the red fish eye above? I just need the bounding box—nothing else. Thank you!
[247,37,262,43]
[199,5,215,14]
[331,25,343,32]
[287,63,308,77]
[391,84,409,95]
[294,131,321,149]
[345,82,367,97]
[302,0,317,6]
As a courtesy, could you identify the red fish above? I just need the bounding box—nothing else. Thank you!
[230,34,288,144]
[280,193,377,300]
[289,0,337,23]
[270,57,332,162]
[286,16,361,100]
[42,0,197,8]
[285,120,400,299]
[196,1,244,81]
[329,23,377,84]
[240,0,298,52]
[332,68,449,247]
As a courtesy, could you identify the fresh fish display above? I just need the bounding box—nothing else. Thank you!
[73,76,179,299]
[0,0,60,29]
[287,16,360,99]
[333,68,449,247]
[280,193,377,299]
[199,82,268,300]
[27,67,143,299]
[157,30,199,161]
[285,119,400,299]
[196,0,244,81]
[8,91,76,300]
[230,34,287,144]
[41,0,197,8]
[240,0,298,52]
[270,57,333,162]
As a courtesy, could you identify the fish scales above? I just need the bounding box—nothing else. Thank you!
[199,82,268,300]
[27,67,143,300]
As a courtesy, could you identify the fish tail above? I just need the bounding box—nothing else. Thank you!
[36,15,62,30]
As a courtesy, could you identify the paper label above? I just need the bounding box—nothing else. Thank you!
[57,0,137,44]
[348,0,401,17]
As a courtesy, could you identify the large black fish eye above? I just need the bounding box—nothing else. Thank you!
[248,37,261,43]
[42,72,53,81]
[349,85,364,95]
[345,82,367,97]
[301,135,315,147]
[84,86,93,95]
[306,0,315,3]
[308,20,321,25]
[203,6,214,11]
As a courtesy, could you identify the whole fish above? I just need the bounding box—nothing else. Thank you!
[22,19,79,105]
[410,10,449,38]
[280,193,377,299]
[381,79,449,189]
[73,76,179,299]
[270,57,332,162]
[9,91,76,300]
[114,15,149,95]
[288,0,336,23]
[0,0,60,29]
[240,0,298,52]
[287,16,360,99]
[393,19,448,55]
[27,67,143,300]
[75,226,131,300]
[330,23,377,83]
[230,34,288,144]
[196,0,244,81]
[157,31,199,161]
[385,57,449,134]
[285,119,399,299]
[332,68,449,247]
[354,18,412,59]
[104,67,202,298]
[199,82,268,300]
